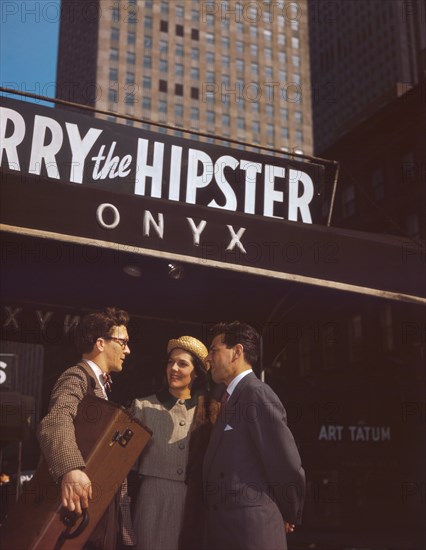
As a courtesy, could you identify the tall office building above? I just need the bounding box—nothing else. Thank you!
[308,0,426,154]
[56,0,313,154]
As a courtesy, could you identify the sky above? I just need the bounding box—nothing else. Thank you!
[0,0,61,105]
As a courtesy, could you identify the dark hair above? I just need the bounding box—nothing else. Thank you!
[76,307,130,354]
[210,321,260,368]
[167,349,207,393]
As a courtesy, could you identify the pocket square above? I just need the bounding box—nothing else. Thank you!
[224,424,233,431]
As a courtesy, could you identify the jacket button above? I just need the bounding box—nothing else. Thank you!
[179,420,186,426]
[179,443,185,450]
[177,468,183,475]
[178,399,185,405]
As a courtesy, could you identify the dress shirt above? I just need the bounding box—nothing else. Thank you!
[226,368,253,397]
[84,359,108,399]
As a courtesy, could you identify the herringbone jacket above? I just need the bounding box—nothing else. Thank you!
[37,361,136,546]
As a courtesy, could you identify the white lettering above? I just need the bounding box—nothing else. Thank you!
[36,310,53,331]
[65,123,102,183]
[187,218,207,246]
[288,169,314,223]
[168,145,183,201]
[143,211,164,239]
[186,149,213,204]
[209,155,238,210]
[135,139,164,197]
[226,226,247,254]
[96,203,120,229]
[0,107,26,170]
[240,160,262,215]
[264,164,285,219]
[29,115,63,178]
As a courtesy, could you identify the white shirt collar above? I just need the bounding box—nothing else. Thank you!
[84,359,108,398]
[226,369,252,397]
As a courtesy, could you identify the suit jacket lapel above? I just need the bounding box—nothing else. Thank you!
[203,372,256,478]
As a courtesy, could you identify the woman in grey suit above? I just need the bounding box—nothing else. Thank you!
[131,336,213,550]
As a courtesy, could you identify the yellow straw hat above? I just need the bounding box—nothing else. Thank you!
[167,336,209,370]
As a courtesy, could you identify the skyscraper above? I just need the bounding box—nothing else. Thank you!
[56,0,313,154]
[308,0,426,154]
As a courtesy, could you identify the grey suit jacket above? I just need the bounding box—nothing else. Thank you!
[202,372,305,550]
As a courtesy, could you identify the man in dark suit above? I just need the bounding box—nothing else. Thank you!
[202,321,305,550]
[37,307,135,548]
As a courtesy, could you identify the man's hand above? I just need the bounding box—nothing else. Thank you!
[61,469,92,515]
[284,522,295,533]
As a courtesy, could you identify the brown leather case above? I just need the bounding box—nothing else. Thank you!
[0,394,151,549]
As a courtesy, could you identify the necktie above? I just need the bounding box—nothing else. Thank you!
[102,372,113,393]
[221,390,229,406]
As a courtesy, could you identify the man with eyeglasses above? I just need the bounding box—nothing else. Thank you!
[37,307,134,549]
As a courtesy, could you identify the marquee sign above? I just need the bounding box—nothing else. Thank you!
[0,96,326,224]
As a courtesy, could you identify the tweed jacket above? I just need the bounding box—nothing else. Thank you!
[202,372,305,550]
[131,392,196,482]
[37,361,104,481]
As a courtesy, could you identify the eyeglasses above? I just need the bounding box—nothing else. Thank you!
[101,336,130,350]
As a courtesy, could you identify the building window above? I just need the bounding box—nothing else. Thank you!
[206,32,214,44]
[144,36,152,49]
[236,40,244,53]
[292,55,300,68]
[252,120,260,134]
[126,72,134,84]
[191,9,198,22]
[294,111,302,124]
[206,110,215,124]
[175,103,184,118]
[159,40,168,54]
[191,28,199,40]
[280,108,288,120]
[295,129,303,143]
[349,314,363,362]
[109,68,118,82]
[125,92,135,105]
[143,76,151,89]
[237,117,245,130]
[401,151,416,184]
[190,87,199,100]
[159,100,167,113]
[191,107,199,120]
[250,44,258,57]
[160,1,169,15]
[265,66,273,79]
[191,67,199,80]
[111,6,119,22]
[191,47,199,60]
[159,80,168,93]
[108,88,117,103]
[281,127,289,139]
[159,59,168,73]
[371,167,385,200]
[176,24,184,37]
[266,104,273,117]
[160,20,168,32]
[176,5,184,18]
[222,55,230,68]
[175,83,183,96]
[144,16,152,29]
[110,48,119,62]
[265,48,272,61]
[175,63,184,76]
[176,44,184,57]
[111,27,119,42]
[127,52,135,65]
[206,52,214,65]
[405,213,420,239]
[342,184,356,217]
[278,51,286,64]
[236,59,244,72]
[206,71,214,83]
[321,324,338,370]
[380,305,394,352]
[292,37,300,49]
[142,96,151,110]
[222,114,230,126]
[143,56,152,69]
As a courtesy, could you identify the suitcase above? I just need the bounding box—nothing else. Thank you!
[0,394,151,549]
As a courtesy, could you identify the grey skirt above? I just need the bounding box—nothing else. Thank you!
[133,475,187,550]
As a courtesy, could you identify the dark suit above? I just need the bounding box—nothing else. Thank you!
[202,372,305,550]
